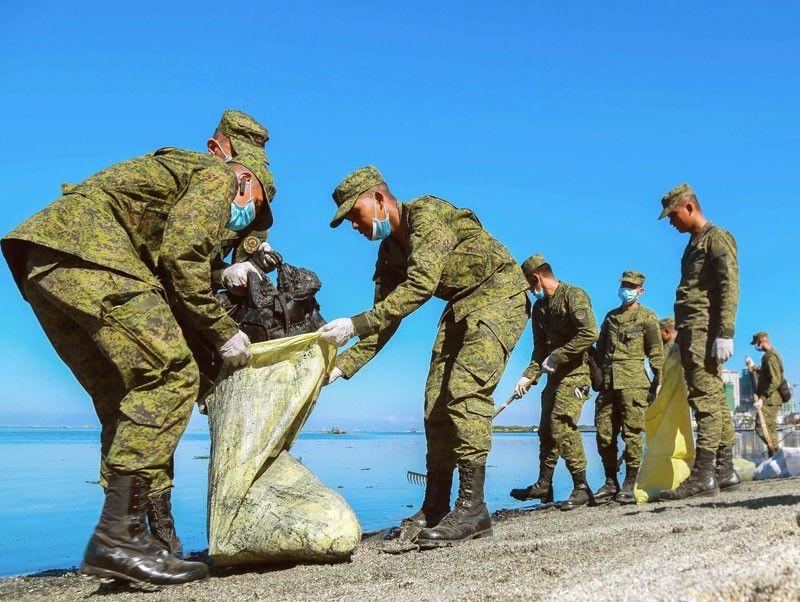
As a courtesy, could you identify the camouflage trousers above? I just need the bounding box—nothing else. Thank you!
[755,402,780,451]
[424,293,528,470]
[22,247,199,495]
[539,374,591,474]
[677,327,735,453]
[594,387,649,470]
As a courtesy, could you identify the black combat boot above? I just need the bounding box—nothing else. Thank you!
[658,448,719,501]
[417,463,492,546]
[715,446,741,491]
[592,457,619,505]
[614,465,639,504]
[81,474,208,588]
[147,489,184,557]
[560,471,593,511]
[402,467,453,528]
[510,465,554,502]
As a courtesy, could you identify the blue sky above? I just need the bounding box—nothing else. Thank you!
[0,1,798,430]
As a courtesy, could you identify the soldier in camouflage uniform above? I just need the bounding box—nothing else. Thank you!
[593,270,664,504]
[144,110,278,557]
[659,316,678,354]
[746,331,785,453]
[657,183,740,501]
[1,132,274,586]
[509,254,599,510]
[318,166,529,544]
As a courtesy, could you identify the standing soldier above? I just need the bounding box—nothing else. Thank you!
[746,331,786,453]
[2,136,274,586]
[509,254,598,510]
[593,271,664,504]
[659,316,678,354]
[145,110,278,558]
[657,183,740,500]
[318,166,529,544]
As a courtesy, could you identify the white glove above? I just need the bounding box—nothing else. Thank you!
[745,355,755,370]
[326,367,343,385]
[515,376,533,398]
[222,261,261,290]
[255,242,282,272]
[317,318,355,347]
[542,355,556,374]
[754,398,764,410]
[712,337,734,363]
[217,330,252,368]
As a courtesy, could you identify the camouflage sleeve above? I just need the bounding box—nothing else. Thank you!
[159,166,240,349]
[336,271,403,378]
[709,230,739,338]
[350,209,456,337]
[548,288,598,369]
[643,311,664,385]
[596,314,610,370]
[758,353,782,399]
[522,310,546,380]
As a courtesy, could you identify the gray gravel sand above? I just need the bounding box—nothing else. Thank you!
[2,477,799,601]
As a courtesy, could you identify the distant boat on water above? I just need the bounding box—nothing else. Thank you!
[326,427,348,435]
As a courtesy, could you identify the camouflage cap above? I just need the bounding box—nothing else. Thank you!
[751,331,769,345]
[330,166,384,228]
[620,270,645,287]
[230,146,276,230]
[521,253,547,278]
[658,183,695,219]
[217,109,269,151]
[659,316,675,331]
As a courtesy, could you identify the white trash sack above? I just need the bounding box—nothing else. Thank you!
[753,447,800,480]
[206,333,361,565]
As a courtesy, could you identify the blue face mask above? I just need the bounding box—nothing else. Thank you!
[371,201,391,241]
[226,179,256,231]
[618,287,639,305]
[532,287,546,301]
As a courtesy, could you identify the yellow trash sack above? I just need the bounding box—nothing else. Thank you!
[634,347,696,503]
[206,333,362,565]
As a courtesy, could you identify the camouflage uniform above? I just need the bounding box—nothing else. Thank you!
[595,273,664,470]
[333,181,529,470]
[523,281,598,475]
[753,343,785,449]
[2,148,272,494]
[674,219,739,454]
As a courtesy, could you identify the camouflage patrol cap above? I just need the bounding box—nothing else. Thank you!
[751,331,769,345]
[620,270,646,286]
[217,110,269,151]
[659,316,675,331]
[230,146,276,230]
[658,183,695,219]
[330,166,385,228]
[521,253,548,278]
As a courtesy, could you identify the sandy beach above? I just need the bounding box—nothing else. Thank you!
[1,477,798,601]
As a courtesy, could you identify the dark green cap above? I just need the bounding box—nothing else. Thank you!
[231,146,275,230]
[658,183,695,219]
[217,109,269,151]
[620,270,645,287]
[521,253,547,278]
[330,166,384,228]
[659,316,675,330]
[751,331,769,345]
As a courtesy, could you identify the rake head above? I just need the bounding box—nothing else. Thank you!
[406,470,428,486]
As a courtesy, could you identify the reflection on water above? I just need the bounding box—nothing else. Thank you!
[0,427,792,577]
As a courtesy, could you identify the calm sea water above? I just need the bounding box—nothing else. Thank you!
[0,427,783,577]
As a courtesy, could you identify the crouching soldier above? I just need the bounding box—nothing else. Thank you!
[2,137,274,586]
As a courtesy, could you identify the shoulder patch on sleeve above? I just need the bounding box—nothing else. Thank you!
[575,309,586,321]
